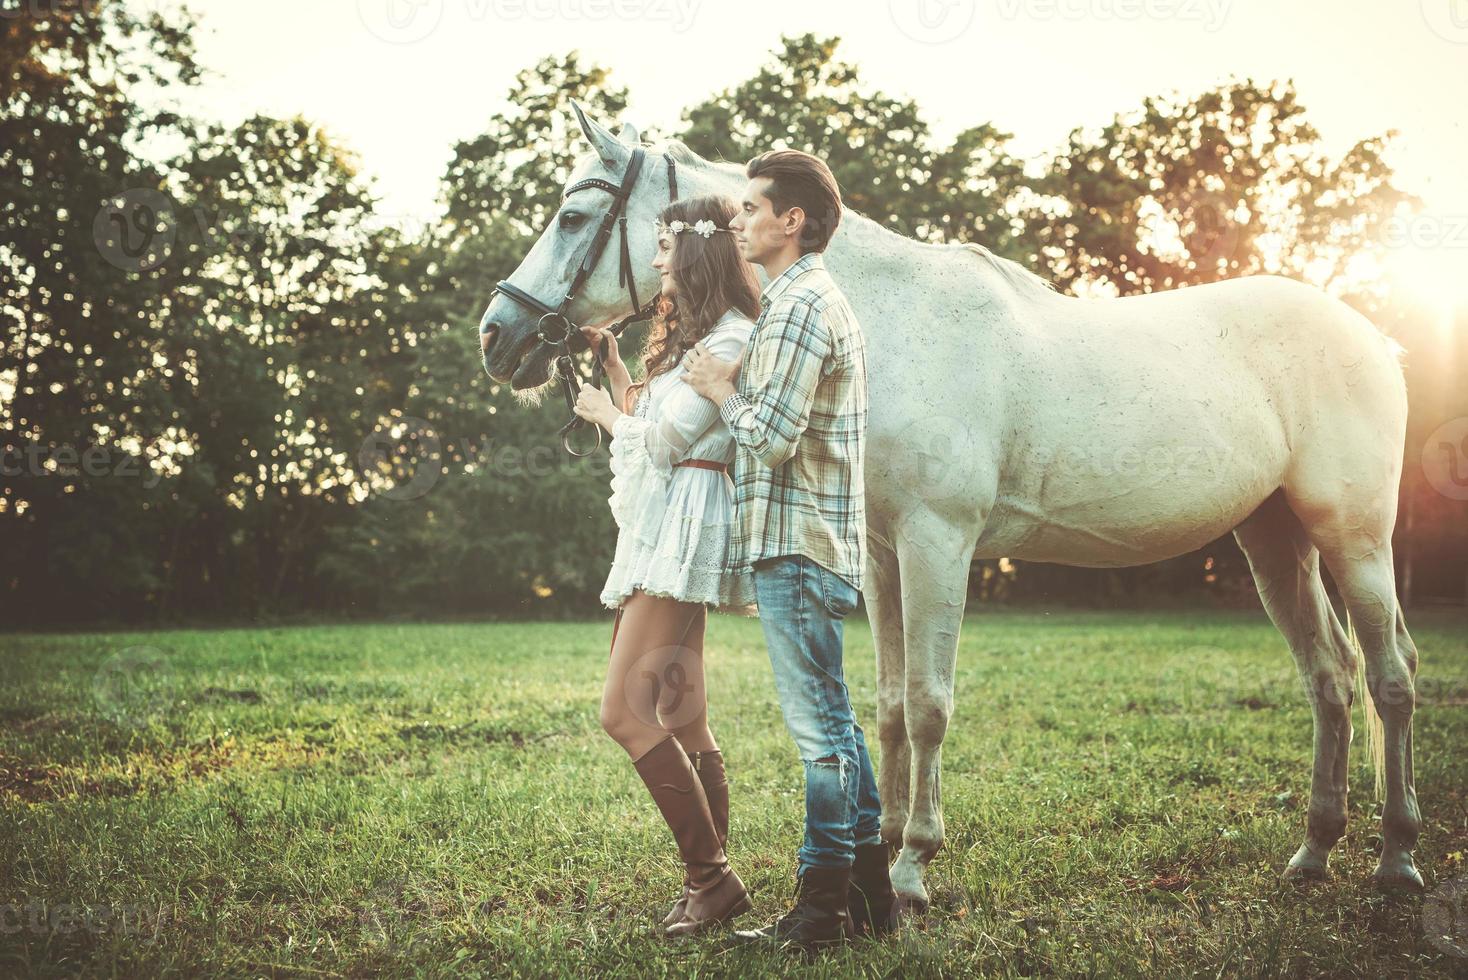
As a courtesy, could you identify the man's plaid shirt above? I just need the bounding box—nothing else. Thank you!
[718,251,868,590]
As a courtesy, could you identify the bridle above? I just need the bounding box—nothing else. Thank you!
[483,145,678,456]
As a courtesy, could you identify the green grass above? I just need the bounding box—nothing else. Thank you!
[2,609,1466,978]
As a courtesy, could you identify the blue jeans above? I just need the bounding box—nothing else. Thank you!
[752,554,883,874]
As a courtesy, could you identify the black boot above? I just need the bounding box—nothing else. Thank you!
[730,865,851,954]
[847,842,898,939]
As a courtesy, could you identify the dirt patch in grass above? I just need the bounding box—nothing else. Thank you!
[0,737,330,805]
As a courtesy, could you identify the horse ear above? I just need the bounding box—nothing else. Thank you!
[571,99,628,170]
[618,121,641,145]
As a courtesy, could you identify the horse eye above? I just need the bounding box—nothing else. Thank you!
[559,211,586,229]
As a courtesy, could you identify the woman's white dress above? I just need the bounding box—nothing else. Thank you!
[599,309,757,615]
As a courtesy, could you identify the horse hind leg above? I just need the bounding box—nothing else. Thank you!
[1278,327,1421,890]
[865,529,911,854]
[1233,491,1355,882]
[1316,538,1424,891]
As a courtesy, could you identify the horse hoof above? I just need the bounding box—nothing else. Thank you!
[1372,859,1425,893]
[894,894,930,920]
[1281,863,1329,886]
[1281,842,1329,885]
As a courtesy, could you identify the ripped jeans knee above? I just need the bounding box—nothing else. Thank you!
[754,554,885,871]
[805,751,854,793]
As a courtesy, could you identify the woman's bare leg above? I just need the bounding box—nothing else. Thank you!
[600,589,706,761]
[659,603,717,754]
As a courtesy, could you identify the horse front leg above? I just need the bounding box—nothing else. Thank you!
[889,522,972,916]
[864,530,909,852]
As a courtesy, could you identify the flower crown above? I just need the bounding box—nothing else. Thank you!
[655,218,731,239]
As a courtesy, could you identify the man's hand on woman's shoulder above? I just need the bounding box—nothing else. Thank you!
[683,342,741,404]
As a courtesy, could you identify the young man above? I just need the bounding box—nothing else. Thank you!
[683,149,896,953]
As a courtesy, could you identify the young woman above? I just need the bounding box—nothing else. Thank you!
[571,195,761,938]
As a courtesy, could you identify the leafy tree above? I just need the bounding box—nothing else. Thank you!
[314,52,632,615]
[678,34,1029,254]
[3,9,1455,623]
[1033,80,1411,296]
[1,0,201,620]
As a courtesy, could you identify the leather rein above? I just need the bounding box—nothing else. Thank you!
[485,145,678,456]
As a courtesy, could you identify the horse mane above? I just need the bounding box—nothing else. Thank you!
[959,243,1059,300]
[658,138,1060,301]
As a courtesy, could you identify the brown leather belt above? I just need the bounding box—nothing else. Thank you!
[674,459,728,473]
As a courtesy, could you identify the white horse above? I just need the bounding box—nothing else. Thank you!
[477,104,1425,912]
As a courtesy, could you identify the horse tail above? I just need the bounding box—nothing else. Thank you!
[1348,612,1385,801]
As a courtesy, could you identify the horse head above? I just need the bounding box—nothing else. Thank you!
[477,101,672,392]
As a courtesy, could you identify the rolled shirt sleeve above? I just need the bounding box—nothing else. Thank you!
[718,295,831,469]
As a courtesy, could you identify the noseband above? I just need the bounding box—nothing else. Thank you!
[485,145,678,456]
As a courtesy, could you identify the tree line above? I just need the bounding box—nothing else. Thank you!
[3,7,1464,626]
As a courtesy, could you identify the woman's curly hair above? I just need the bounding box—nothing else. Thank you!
[623,195,761,412]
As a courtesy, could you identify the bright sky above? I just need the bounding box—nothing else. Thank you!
[141,0,1468,306]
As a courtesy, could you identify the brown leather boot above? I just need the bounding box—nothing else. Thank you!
[632,738,749,938]
[661,748,729,927]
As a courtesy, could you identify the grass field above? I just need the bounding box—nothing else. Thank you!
[2,608,1466,978]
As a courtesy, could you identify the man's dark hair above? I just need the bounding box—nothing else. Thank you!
[746,149,843,254]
